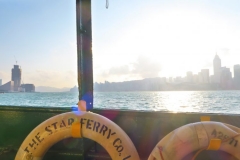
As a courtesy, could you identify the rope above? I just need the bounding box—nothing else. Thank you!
[106,0,109,9]
[158,146,165,160]
[152,146,164,160]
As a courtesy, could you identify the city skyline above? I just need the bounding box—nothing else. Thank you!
[1,54,240,88]
[1,1,240,88]
[1,53,240,88]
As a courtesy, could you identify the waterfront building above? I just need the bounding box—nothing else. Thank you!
[213,54,221,83]
[158,77,166,84]
[168,77,173,83]
[0,64,35,92]
[220,67,232,89]
[210,75,215,83]
[193,74,198,83]
[198,72,203,83]
[12,65,22,91]
[0,81,14,92]
[186,71,193,83]
[174,76,184,83]
[201,69,209,83]
[234,64,240,89]
[21,84,35,92]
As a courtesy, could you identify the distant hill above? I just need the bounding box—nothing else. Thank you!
[94,77,221,91]
[35,86,71,92]
[70,86,78,92]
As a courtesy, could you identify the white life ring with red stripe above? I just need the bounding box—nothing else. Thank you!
[148,122,240,160]
[15,111,140,160]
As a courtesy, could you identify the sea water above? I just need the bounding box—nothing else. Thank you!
[0,91,240,114]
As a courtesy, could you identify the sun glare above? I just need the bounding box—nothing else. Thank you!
[93,1,240,83]
[161,91,196,112]
[104,8,220,78]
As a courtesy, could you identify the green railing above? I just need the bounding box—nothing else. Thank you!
[1,105,240,159]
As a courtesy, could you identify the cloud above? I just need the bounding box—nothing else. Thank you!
[94,55,162,82]
[95,66,133,83]
[108,65,130,75]
[131,55,161,78]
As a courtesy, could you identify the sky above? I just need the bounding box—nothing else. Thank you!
[1,0,240,88]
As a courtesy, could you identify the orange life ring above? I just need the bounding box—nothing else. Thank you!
[15,111,140,160]
[148,122,240,160]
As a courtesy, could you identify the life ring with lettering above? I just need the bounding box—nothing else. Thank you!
[148,122,240,160]
[15,111,140,160]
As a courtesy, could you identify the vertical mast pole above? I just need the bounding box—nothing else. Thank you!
[76,0,93,110]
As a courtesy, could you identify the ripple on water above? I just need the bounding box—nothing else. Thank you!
[1,91,240,114]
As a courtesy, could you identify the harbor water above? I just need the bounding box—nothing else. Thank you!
[0,91,240,114]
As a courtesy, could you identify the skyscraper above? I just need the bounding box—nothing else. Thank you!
[213,54,221,83]
[220,67,232,89]
[201,69,209,83]
[234,64,240,88]
[186,71,193,82]
[11,65,22,91]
